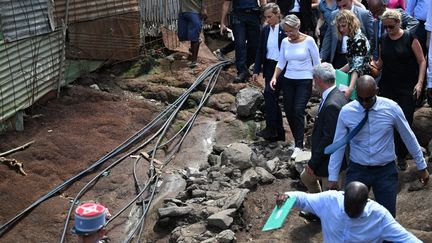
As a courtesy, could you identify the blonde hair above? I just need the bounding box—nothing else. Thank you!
[334,10,361,38]
[282,14,301,29]
[381,9,402,23]
[263,3,281,15]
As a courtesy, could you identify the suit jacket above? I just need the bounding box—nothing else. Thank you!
[370,8,419,60]
[320,6,374,63]
[309,88,348,177]
[253,24,286,79]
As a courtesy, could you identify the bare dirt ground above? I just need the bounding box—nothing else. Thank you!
[0,40,431,243]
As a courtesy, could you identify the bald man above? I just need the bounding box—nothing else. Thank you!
[276,181,421,242]
[327,75,429,217]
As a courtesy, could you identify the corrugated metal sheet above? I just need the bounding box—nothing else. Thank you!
[66,12,140,60]
[0,0,55,42]
[0,30,65,122]
[54,0,138,26]
[141,0,178,25]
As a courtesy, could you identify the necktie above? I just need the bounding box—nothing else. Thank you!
[324,109,369,154]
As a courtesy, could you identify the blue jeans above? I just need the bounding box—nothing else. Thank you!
[263,59,283,134]
[345,161,398,217]
[281,77,312,148]
[231,11,260,76]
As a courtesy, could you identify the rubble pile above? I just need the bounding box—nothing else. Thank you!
[156,141,312,243]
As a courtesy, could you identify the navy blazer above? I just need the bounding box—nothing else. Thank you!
[309,88,348,177]
[253,24,286,76]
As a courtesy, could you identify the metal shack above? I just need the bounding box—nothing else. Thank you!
[0,0,65,131]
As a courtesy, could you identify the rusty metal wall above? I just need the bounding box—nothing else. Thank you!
[0,0,55,42]
[54,0,139,25]
[0,30,65,122]
[66,12,140,60]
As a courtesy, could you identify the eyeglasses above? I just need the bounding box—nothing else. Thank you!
[383,25,396,30]
[356,95,376,103]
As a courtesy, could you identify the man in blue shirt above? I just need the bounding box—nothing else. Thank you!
[276,181,422,243]
[327,75,429,217]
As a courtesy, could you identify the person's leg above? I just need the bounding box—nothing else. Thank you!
[186,13,202,66]
[245,13,260,69]
[232,13,248,78]
[291,79,312,148]
[259,61,283,139]
[300,169,322,193]
[371,162,398,217]
[282,78,296,142]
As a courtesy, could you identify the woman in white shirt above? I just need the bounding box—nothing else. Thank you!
[270,14,321,159]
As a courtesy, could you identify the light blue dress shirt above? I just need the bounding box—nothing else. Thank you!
[406,0,429,21]
[287,190,422,243]
[328,97,427,181]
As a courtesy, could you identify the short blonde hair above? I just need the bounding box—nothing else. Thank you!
[381,9,402,23]
[334,10,361,38]
[282,14,301,29]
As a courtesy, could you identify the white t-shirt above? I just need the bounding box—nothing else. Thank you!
[276,35,321,79]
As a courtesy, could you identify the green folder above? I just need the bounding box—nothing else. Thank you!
[335,69,357,100]
[262,196,297,231]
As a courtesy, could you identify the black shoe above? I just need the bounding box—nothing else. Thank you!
[256,127,277,139]
[299,211,320,222]
[234,73,249,83]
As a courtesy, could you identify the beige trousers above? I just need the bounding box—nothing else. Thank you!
[300,168,346,193]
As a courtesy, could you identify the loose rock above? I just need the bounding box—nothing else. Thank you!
[255,167,276,184]
[235,87,264,118]
[239,168,259,189]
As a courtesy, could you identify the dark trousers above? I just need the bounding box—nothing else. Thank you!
[263,60,283,135]
[281,77,312,148]
[231,11,260,76]
[379,87,415,159]
[345,161,398,217]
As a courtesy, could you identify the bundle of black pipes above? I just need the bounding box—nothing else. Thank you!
[0,60,232,243]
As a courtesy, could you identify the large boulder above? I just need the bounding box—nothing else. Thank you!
[216,229,237,243]
[255,166,276,184]
[158,206,193,218]
[223,188,250,209]
[239,168,259,189]
[207,209,237,230]
[412,107,432,146]
[221,143,253,170]
[235,87,264,118]
[170,222,207,242]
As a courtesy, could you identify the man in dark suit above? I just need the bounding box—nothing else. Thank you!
[252,3,286,141]
[320,0,374,68]
[300,63,348,195]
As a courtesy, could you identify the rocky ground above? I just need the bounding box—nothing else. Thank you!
[0,41,431,243]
